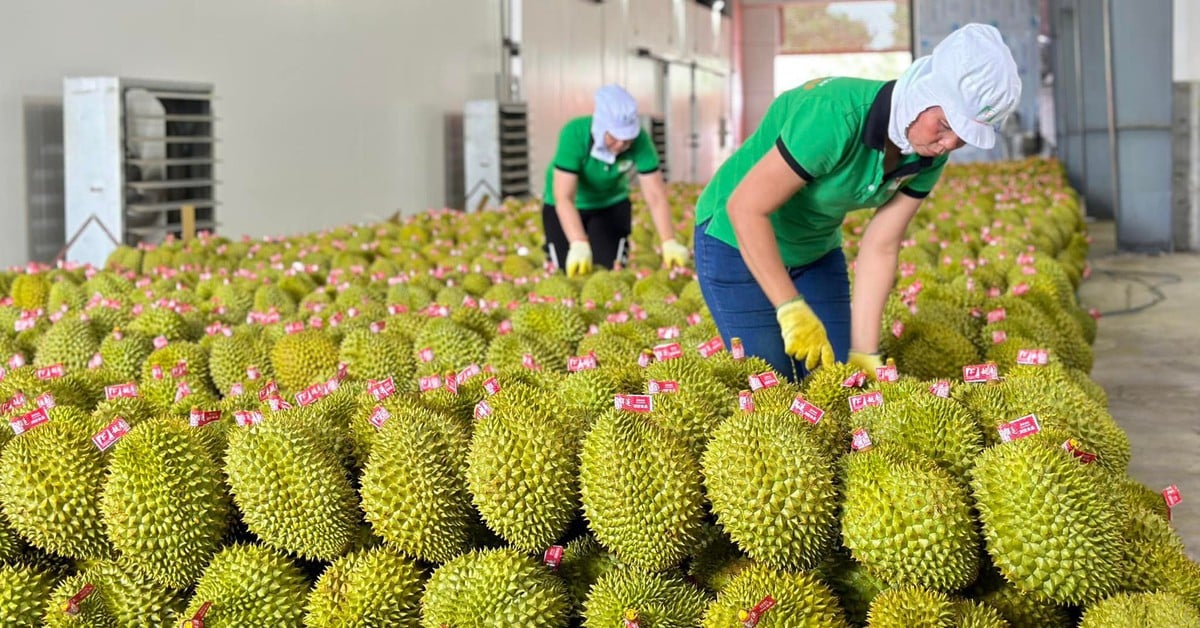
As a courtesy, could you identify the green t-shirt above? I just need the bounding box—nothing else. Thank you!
[543,116,661,210]
[695,77,948,267]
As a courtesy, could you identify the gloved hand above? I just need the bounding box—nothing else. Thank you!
[776,297,835,371]
[661,238,690,268]
[848,350,884,381]
[565,240,593,277]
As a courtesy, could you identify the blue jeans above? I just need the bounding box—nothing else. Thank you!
[694,220,851,382]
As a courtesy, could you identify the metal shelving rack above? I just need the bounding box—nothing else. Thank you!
[63,77,217,267]
[642,114,668,181]
[463,100,530,211]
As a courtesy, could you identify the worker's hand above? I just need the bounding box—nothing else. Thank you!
[661,238,690,269]
[565,240,593,277]
[848,350,884,381]
[776,297,835,371]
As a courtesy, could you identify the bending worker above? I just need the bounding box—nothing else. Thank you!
[693,24,1022,381]
[542,84,690,276]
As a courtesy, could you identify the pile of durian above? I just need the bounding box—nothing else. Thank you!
[0,157,1193,627]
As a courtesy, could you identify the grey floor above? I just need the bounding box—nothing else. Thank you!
[1077,221,1200,558]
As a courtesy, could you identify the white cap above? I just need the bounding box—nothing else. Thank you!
[928,23,1022,149]
[593,84,641,141]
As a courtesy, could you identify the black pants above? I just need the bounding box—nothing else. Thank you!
[542,199,632,273]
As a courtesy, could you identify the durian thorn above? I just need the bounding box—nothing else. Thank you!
[624,609,639,621]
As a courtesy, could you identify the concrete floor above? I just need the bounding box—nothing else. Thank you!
[1077,221,1200,558]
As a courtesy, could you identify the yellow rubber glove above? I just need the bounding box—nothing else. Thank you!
[775,297,835,371]
[565,241,593,277]
[848,350,884,381]
[661,238,690,268]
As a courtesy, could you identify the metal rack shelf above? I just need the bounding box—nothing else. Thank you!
[464,99,531,210]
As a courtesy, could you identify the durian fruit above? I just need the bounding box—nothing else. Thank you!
[643,355,731,458]
[43,559,186,627]
[181,544,310,628]
[702,410,838,571]
[339,327,416,383]
[1079,591,1200,628]
[953,600,1010,628]
[890,319,981,381]
[100,418,229,589]
[865,586,955,628]
[10,273,50,310]
[411,318,487,376]
[0,419,110,560]
[1120,507,1200,608]
[579,407,704,572]
[224,413,358,561]
[304,547,424,628]
[33,317,98,373]
[702,565,850,628]
[850,392,983,484]
[270,329,341,393]
[207,329,274,396]
[467,383,583,552]
[975,579,1073,628]
[558,535,623,616]
[96,328,152,383]
[360,405,474,564]
[0,563,59,627]
[820,549,892,627]
[686,524,753,595]
[126,305,193,342]
[840,447,979,592]
[582,568,710,628]
[486,331,569,373]
[970,430,1125,605]
[510,301,587,352]
[419,548,570,628]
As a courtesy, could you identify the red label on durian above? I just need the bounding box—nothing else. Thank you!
[637,350,654,368]
[657,326,680,340]
[789,397,825,424]
[841,371,868,388]
[174,380,192,403]
[851,428,873,451]
[369,405,391,428]
[7,354,24,369]
[739,596,777,627]
[568,352,598,372]
[652,343,683,361]
[284,321,304,335]
[92,417,130,451]
[730,337,745,359]
[418,375,442,392]
[35,392,55,409]
[1062,438,1096,464]
[10,407,49,435]
[153,335,169,349]
[987,308,1007,323]
[171,361,189,379]
[62,583,96,616]
[473,400,493,420]
[748,371,779,391]
[184,601,212,627]
[482,377,501,396]
[696,337,724,358]
[36,363,65,380]
[738,390,754,413]
[614,394,653,413]
[997,414,1041,442]
[543,545,564,569]
[256,379,278,400]
[963,363,999,383]
[875,365,899,382]
[1016,349,1049,366]
[189,409,221,428]
[1,391,27,414]
[848,391,884,413]
[929,380,951,398]
[647,380,679,394]
[992,330,1008,344]
[687,312,702,326]
[368,377,396,401]
[418,347,435,363]
[296,382,328,407]
[234,410,263,427]
[205,321,224,336]
[521,354,541,370]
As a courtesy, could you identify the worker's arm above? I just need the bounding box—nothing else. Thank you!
[727,145,808,307]
[850,191,923,354]
[552,169,587,243]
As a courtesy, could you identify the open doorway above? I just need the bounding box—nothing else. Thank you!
[773,0,912,95]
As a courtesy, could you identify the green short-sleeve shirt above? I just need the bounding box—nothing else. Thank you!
[695,78,948,267]
[543,116,661,210]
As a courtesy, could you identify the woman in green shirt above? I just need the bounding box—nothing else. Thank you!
[694,23,1022,381]
[542,85,690,276]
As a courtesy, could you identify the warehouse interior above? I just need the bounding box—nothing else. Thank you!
[0,0,1198,625]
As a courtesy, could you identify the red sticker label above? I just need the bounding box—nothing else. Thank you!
[295,382,329,407]
[748,371,780,391]
[189,409,222,428]
[257,380,278,401]
[205,321,224,336]
[7,354,24,369]
[851,428,873,451]
[568,352,599,372]
[987,308,1007,323]
[171,361,189,379]
[36,363,65,380]
[963,363,1000,383]
[740,595,777,627]
[88,353,103,370]
[521,353,541,370]
[10,407,49,435]
[368,377,396,401]
[497,319,513,335]
[790,397,825,424]
[369,405,391,428]
[174,380,192,403]
[229,382,245,396]
[637,350,654,368]
[1164,485,1183,508]
[63,583,97,616]
[998,414,1041,442]
[284,321,304,335]
[234,410,264,427]
[151,364,165,380]
[657,326,680,340]
[1089,307,1102,320]
[696,337,725,358]
[730,337,745,360]
[1062,438,1097,464]
[35,392,55,409]
[687,312,702,326]
[14,316,37,332]
[418,375,442,392]
[738,390,755,413]
[473,400,493,420]
[652,343,682,361]
[848,391,884,413]
[1012,283,1030,296]
[841,371,868,388]
[992,330,1008,344]
[929,380,951,398]
[153,335,169,349]
[1,391,27,414]
[183,601,212,628]
[647,380,679,394]
[418,347,435,363]
[614,394,653,413]
[875,365,899,382]
[246,365,262,381]
[543,545,564,569]
[482,377,501,396]
[1016,349,1049,366]
[606,311,630,324]
[92,416,131,451]
[891,320,905,338]
[444,373,459,395]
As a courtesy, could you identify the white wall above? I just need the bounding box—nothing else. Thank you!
[522,0,732,197]
[0,0,502,267]
[1175,0,1200,82]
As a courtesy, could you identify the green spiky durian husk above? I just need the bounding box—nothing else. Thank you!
[891,321,981,381]
[304,547,423,628]
[419,548,570,628]
[466,384,582,552]
[0,563,59,627]
[558,535,624,616]
[954,600,1010,628]
[702,565,849,628]
[848,392,983,484]
[970,431,1126,605]
[338,327,416,383]
[10,274,50,311]
[1121,506,1200,607]
[33,317,98,373]
[412,318,487,376]
[1079,591,1200,628]
[125,305,193,342]
[642,355,730,458]
[702,410,837,571]
[224,414,357,561]
[359,406,474,563]
[43,560,186,628]
[579,408,704,573]
[100,418,229,589]
[269,329,340,393]
[96,329,152,383]
[820,549,891,627]
[840,447,979,591]
[486,331,569,373]
[582,568,710,628]
[0,420,110,560]
[207,329,274,396]
[865,586,955,628]
[182,544,310,628]
[510,302,586,352]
